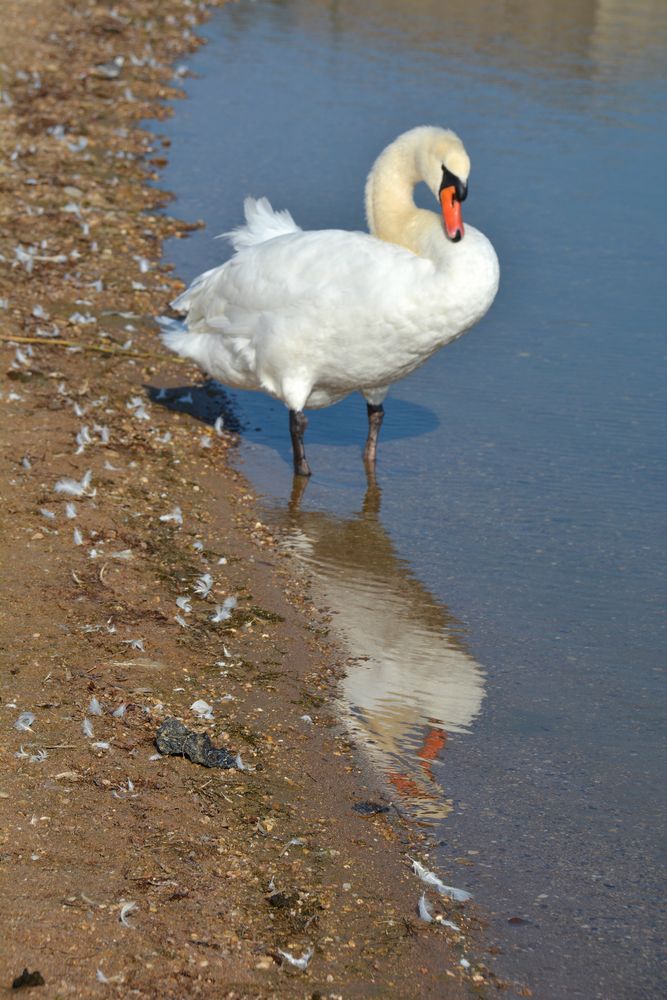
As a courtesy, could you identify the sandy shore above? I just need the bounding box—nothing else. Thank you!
[0,2,508,996]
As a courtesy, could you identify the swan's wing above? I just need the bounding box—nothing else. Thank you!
[198,228,435,330]
[171,197,301,315]
[166,226,436,407]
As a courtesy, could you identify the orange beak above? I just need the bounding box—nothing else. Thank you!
[440,185,464,242]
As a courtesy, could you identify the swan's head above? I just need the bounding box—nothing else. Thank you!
[365,126,472,249]
[416,127,470,242]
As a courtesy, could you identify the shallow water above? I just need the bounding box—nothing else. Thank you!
[158,1,667,995]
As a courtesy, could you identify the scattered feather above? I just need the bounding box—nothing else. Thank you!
[214,415,224,436]
[210,596,236,622]
[40,508,56,520]
[149,753,162,761]
[409,858,472,902]
[21,454,32,469]
[104,460,120,471]
[15,745,48,763]
[127,396,150,421]
[35,324,61,338]
[94,423,110,444]
[159,505,183,525]
[65,502,77,519]
[460,958,471,969]
[190,699,214,720]
[156,430,172,444]
[92,741,111,750]
[277,946,313,971]
[176,595,192,613]
[437,917,460,931]
[418,893,434,923]
[280,837,305,856]
[73,527,83,545]
[15,712,36,732]
[95,967,124,984]
[68,310,96,325]
[82,718,94,738]
[75,425,93,454]
[177,391,193,405]
[300,715,313,724]
[111,549,134,560]
[193,573,213,598]
[174,614,188,628]
[55,469,93,497]
[112,777,135,799]
[119,902,137,927]
[192,540,204,552]
[112,704,127,719]
[199,434,212,449]
[87,696,103,716]
[235,753,254,771]
[120,638,144,651]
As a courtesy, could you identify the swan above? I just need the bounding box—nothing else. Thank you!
[162,125,499,476]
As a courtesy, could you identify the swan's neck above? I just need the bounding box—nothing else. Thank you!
[365,135,431,253]
[367,132,451,256]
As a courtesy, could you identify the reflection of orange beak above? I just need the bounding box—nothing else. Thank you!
[440,185,464,242]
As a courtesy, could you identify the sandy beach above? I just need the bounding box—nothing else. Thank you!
[0,2,509,996]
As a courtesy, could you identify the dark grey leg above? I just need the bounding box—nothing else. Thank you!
[363,402,384,465]
[289,409,312,477]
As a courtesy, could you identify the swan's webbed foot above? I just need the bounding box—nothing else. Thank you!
[289,409,312,477]
[363,402,384,466]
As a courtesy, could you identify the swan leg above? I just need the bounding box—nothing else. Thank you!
[363,402,384,465]
[289,409,312,477]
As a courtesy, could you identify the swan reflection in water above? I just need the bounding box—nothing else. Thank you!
[280,474,485,822]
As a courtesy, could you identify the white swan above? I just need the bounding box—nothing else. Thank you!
[162,125,499,476]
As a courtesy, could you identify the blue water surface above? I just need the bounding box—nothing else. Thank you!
[157,2,667,995]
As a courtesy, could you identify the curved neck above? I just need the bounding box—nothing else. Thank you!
[365,132,435,254]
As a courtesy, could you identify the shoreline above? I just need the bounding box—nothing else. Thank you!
[0,2,506,995]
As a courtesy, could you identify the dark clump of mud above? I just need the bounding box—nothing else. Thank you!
[156,718,238,768]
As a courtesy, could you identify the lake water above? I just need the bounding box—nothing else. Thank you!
[157,1,667,996]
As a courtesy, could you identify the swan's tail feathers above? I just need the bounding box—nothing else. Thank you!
[170,264,220,315]
[222,196,301,252]
[156,314,186,335]
[160,325,211,370]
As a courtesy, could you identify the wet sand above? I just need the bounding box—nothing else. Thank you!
[0,2,509,996]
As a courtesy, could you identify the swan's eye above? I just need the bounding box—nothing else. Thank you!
[440,164,468,203]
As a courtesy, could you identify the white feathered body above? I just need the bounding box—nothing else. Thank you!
[164,195,499,412]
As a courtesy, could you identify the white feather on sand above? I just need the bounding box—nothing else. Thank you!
[409,857,472,902]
